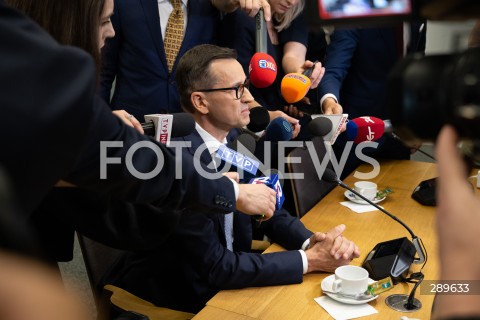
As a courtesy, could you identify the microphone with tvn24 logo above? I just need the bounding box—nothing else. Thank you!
[142,113,195,146]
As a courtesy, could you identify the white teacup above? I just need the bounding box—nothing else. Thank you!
[353,181,378,201]
[331,265,369,295]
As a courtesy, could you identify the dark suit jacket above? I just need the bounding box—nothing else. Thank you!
[318,24,426,178]
[1,2,239,265]
[318,24,427,119]
[1,3,97,217]
[100,0,220,118]
[104,129,313,313]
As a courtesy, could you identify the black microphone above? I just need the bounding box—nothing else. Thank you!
[308,116,333,137]
[228,133,257,155]
[323,168,427,311]
[246,107,270,133]
[254,117,293,165]
[264,117,294,142]
[255,8,267,53]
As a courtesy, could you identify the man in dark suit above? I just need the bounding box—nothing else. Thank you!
[0,2,276,220]
[318,23,427,178]
[100,0,218,118]
[99,0,305,137]
[104,44,361,313]
[100,0,271,119]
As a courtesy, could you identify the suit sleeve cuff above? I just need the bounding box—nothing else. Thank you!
[299,250,308,274]
[320,94,338,113]
[229,179,239,200]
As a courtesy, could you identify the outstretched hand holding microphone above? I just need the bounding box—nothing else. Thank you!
[281,60,325,104]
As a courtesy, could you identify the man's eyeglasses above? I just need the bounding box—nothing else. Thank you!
[196,79,250,100]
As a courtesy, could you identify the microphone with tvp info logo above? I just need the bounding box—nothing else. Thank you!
[216,134,260,182]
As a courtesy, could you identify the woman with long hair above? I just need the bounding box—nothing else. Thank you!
[6,0,114,77]
[219,0,324,115]
[6,0,143,131]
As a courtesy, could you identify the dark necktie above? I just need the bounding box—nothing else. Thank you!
[164,0,184,73]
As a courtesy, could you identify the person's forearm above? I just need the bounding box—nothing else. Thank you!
[282,42,307,74]
[434,295,480,320]
[433,255,480,319]
[282,55,304,74]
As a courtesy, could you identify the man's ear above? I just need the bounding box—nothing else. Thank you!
[191,92,209,115]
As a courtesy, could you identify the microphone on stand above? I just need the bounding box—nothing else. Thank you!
[322,168,427,312]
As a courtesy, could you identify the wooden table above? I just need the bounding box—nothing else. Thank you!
[193,160,439,320]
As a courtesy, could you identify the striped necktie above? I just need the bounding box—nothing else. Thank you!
[164,0,184,73]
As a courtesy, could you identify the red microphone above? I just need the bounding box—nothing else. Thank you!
[346,116,390,143]
[249,52,277,88]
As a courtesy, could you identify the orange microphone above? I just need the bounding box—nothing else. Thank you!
[280,64,315,104]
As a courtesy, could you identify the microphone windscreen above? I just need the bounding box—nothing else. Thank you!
[280,73,311,103]
[141,121,156,136]
[247,107,270,132]
[249,53,277,88]
[264,117,293,142]
[231,133,257,154]
[308,117,333,137]
[348,116,385,143]
[346,120,358,141]
[171,113,196,138]
[322,168,339,184]
[268,168,284,187]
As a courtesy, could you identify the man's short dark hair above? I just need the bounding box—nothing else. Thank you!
[176,44,237,113]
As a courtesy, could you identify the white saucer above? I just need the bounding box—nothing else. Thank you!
[344,190,386,205]
[321,274,378,305]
